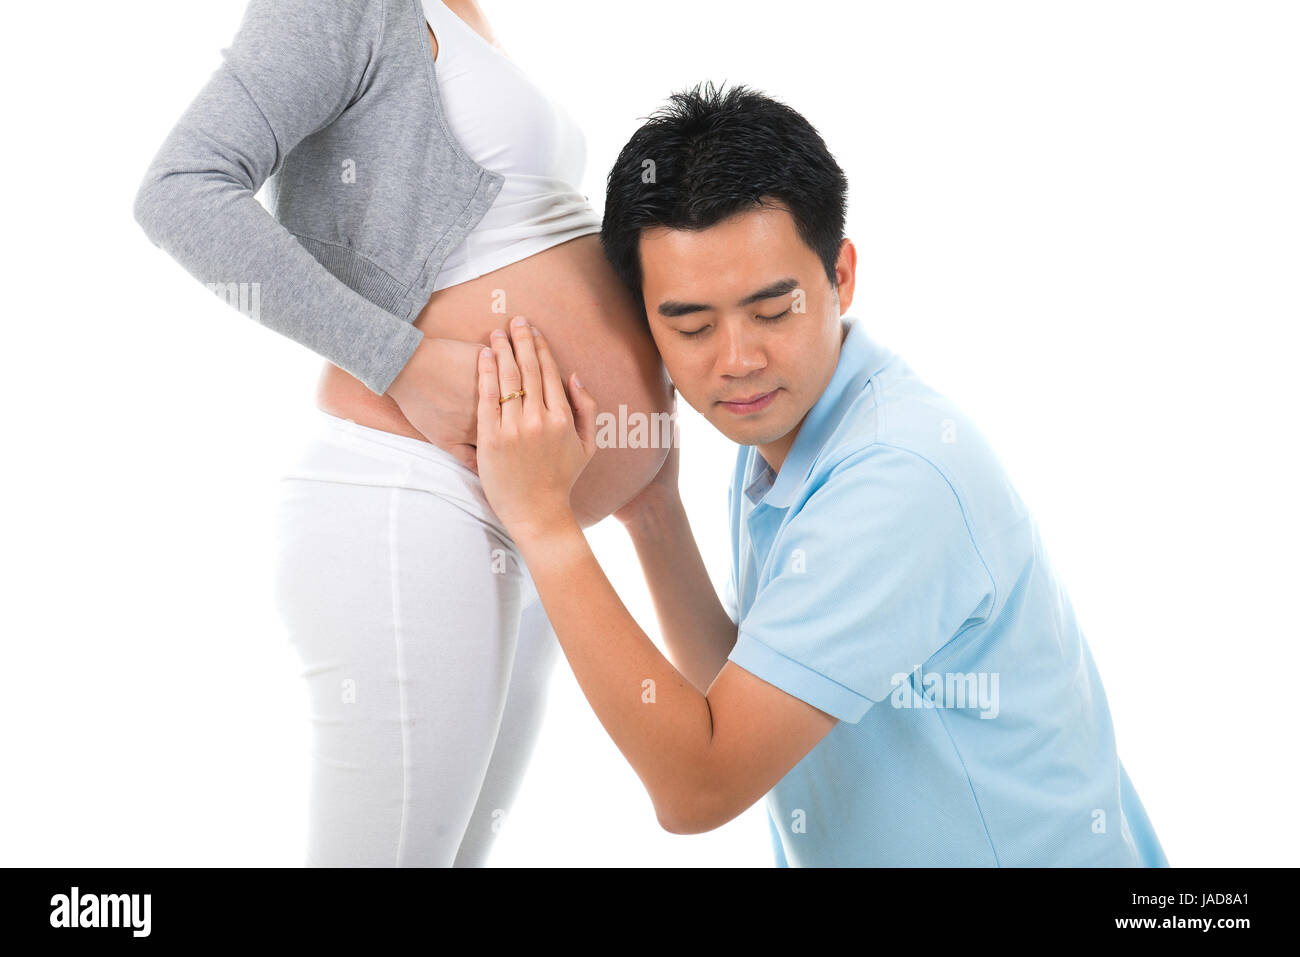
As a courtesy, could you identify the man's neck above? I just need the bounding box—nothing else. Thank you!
[757,423,799,476]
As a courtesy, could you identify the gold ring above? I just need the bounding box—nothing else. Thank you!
[499,388,526,405]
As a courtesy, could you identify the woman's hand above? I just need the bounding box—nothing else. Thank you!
[476,316,598,542]
[386,336,485,473]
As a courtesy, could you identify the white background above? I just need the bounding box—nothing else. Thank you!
[2,0,1296,867]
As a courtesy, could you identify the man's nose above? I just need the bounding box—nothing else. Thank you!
[716,322,765,377]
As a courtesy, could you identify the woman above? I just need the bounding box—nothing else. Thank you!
[134,0,672,866]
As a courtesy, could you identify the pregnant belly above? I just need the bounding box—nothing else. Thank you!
[315,235,674,527]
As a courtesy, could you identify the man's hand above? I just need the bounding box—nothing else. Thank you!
[475,316,598,543]
[385,336,484,473]
[611,384,680,527]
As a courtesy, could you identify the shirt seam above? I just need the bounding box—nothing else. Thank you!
[736,631,999,864]
[734,629,875,712]
[223,62,283,177]
[366,0,388,103]
[293,233,410,290]
[822,440,1000,623]
[932,702,1002,866]
[853,441,1001,864]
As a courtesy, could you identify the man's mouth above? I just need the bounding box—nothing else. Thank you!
[717,389,778,414]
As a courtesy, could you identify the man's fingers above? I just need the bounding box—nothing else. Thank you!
[508,317,543,418]
[490,329,522,428]
[568,373,599,458]
[531,324,568,417]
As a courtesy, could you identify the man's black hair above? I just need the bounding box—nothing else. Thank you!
[600,80,849,316]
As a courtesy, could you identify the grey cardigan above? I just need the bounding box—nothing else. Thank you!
[132,0,505,395]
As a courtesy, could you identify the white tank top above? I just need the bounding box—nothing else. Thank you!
[421,0,601,291]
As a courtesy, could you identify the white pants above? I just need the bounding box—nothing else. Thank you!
[272,409,559,866]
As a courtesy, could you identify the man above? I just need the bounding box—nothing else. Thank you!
[471,81,1168,866]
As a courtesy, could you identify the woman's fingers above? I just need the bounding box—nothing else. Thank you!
[490,327,523,427]
[507,316,543,418]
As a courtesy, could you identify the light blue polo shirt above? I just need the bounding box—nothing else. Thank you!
[722,315,1168,867]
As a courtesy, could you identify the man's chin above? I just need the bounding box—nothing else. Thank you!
[705,412,794,448]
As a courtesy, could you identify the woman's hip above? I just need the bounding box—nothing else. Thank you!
[271,410,531,642]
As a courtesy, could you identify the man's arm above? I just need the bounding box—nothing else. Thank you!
[476,320,838,833]
[619,493,737,694]
[514,521,837,834]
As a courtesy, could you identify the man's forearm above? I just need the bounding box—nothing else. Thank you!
[622,495,738,694]
[512,517,714,827]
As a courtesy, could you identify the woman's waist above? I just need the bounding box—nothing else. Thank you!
[319,237,671,442]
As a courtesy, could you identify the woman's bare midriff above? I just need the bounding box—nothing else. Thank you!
[314,234,674,527]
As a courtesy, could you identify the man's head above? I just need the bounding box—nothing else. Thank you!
[601,81,856,466]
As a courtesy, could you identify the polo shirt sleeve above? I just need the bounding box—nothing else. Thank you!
[727,444,995,723]
[722,477,740,625]
[723,564,739,626]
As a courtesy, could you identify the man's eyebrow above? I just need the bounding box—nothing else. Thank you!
[657,277,800,318]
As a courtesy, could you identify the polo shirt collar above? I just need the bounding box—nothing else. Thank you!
[743,315,894,509]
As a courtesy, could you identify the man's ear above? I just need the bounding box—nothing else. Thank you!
[834,237,857,315]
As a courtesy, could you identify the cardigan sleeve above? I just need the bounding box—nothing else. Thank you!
[131,0,425,396]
